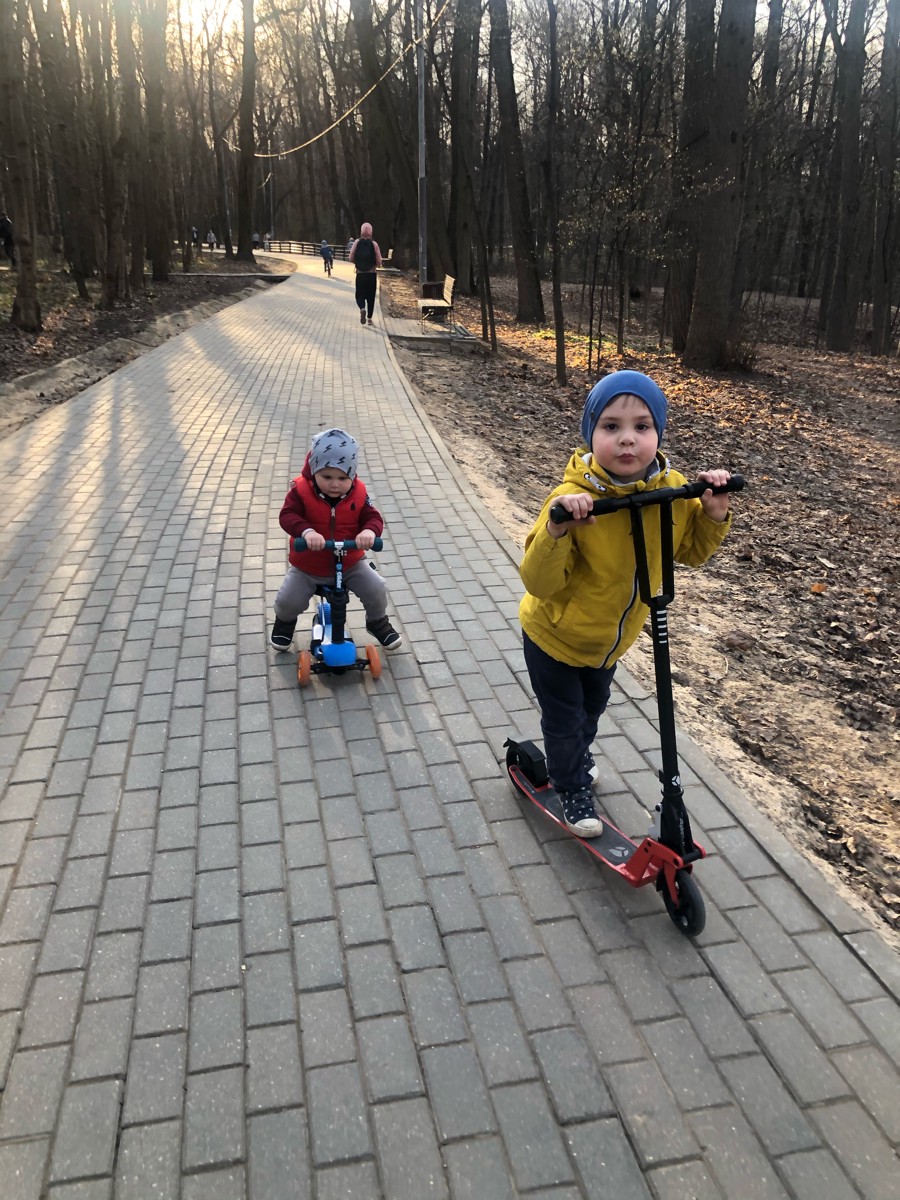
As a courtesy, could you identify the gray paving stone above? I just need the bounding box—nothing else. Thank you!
[189,988,244,1071]
[96,874,149,933]
[795,930,886,1003]
[335,882,389,945]
[388,904,446,970]
[0,885,54,949]
[443,1137,516,1200]
[19,971,83,1047]
[0,1044,68,1136]
[776,967,868,1049]
[672,974,758,1058]
[491,1082,575,1191]
[565,1119,654,1199]
[37,909,95,973]
[444,931,508,1002]
[647,1159,723,1200]
[183,1066,245,1170]
[371,1097,449,1200]
[248,1109,310,1200]
[467,999,538,1085]
[244,950,297,1027]
[288,866,335,924]
[191,922,241,992]
[0,1130,49,1200]
[70,998,133,1081]
[299,988,355,1069]
[605,1058,700,1167]
[702,940,786,1017]
[505,956,572,1032]
[853,995,900,1065]
[775,1149,861,1200]
[114,1120,181,1200]
[375,852,428,907]
[358,1014,424,1102]
[532,1026,613,1122]
[292,919,344,991]
[307,1061,373,1165]
[642,1017,732,1111]
[243,889,290,953]
[719,1054,820,1155]
[686,1106,792,1199]
[538,919,607,988]
[122,1032,187,1124]
[315,1163,381,1200]
[345,942,404,1020]
[49,1080,122,1184]
[247,1024,304,1111]
[85,930,142,1000]
[570,984,646,1064]
[134,960,190,1036]
[830,1043,900,1142]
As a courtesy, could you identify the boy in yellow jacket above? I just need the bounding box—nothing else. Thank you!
[519,370,733,835]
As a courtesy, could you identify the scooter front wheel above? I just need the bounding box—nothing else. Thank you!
[662,868,706,937]
[298,650,312,687]
[366,643,382,679]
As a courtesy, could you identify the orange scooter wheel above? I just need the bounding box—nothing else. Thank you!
[366,643,382,679]
[297,650,312,687]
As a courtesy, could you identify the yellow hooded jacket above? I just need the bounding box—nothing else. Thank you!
[519,450,732,669]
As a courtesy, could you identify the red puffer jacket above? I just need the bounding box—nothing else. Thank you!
[279,456,384,577]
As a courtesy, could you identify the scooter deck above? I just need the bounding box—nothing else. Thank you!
[508,764,659,886]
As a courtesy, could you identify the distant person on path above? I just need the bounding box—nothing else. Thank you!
[519,371,734,836]
[206,229,216,252]
[0,212,16,269]
[190,226,199,249]
[320,239,334,276]
[348,222,382,324]
[264,231,271,251]
[345,236,354,257]
[270,428,402,653]
[252,231,261,250]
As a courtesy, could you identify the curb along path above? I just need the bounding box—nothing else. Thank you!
[0,264,898,1198]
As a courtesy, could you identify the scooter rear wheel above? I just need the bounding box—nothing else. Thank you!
[662,869,706,937]
[297,650,312,687]
[366,643,382,679]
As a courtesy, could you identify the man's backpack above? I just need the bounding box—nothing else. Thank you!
[354,238,376,271]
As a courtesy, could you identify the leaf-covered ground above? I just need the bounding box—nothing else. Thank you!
[384,272,900,934]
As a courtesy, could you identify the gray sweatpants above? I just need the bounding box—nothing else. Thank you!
[273,559,388,623]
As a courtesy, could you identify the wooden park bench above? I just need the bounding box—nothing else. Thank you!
[417,274,455,329]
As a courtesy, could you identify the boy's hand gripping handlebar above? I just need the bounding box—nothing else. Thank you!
[293,537,384,552]
[548,475,745,524]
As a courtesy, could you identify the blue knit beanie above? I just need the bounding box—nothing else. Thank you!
[581,371,668,447]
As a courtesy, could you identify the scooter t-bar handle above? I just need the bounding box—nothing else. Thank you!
[549,474,744,524]
[293,537,384,552]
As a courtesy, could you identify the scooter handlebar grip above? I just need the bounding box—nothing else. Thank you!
[548,474,745,523]
[293,537,384,552]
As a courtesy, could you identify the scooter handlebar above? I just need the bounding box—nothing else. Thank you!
[548,474,744,524]
[293,536,384,552]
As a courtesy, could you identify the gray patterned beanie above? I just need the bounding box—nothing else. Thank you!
[308,428,359,479]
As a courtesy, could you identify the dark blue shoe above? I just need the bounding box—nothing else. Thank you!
[558,787,602,836]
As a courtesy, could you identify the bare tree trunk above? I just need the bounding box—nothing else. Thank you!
[542,0,565,382]
[824,0,869,351]
[0,0,42,329]
[683,0,756,368]
[30,0,97,297]
[871,0,899,355]
[114,0,142,294]
[236,0,257,262]
[142,0,170,281]
[669,0,715,353]
[207,30,233,259]
[449,0,480,290]
[489,0,545,322]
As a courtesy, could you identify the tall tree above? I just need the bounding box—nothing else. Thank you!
[823,0,869,351]
[236,0,257,261]
[683,0,756,367]
[871,0,900,354]
[489,0,545,322]
[142,0,171,281]
[0,0,42,329]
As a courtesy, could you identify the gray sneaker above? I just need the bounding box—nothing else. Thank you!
[558,787,602,836]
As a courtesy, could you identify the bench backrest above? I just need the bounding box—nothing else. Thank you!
[443,275,455,304]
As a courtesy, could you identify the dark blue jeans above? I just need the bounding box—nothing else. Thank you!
[523,632,616,794]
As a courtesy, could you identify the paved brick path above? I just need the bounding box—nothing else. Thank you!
[1,262,898,1199]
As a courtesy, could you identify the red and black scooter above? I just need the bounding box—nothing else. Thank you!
[505,474,745,937]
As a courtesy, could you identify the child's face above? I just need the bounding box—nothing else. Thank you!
[590,394,659,482]
[314,467,353,499]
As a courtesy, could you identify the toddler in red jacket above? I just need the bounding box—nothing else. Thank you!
[270,428,401,651]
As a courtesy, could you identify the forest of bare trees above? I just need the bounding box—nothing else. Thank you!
[0,0,898,368]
